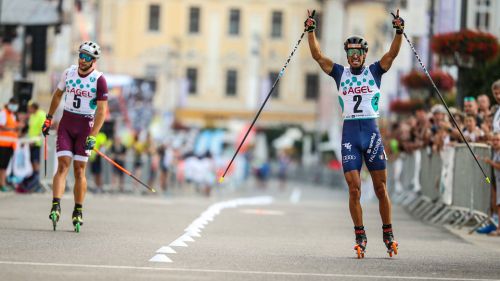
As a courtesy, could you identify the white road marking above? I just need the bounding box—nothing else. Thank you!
[150,196,274,263]
[0,261,498,281]
[156,246,176,254]
[239,209,285,216]
[290,188,301,204]
[148,255,172,263]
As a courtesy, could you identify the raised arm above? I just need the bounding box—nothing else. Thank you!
[380,10,404,71]
[305,11,333,75]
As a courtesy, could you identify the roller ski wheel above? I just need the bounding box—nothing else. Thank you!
[72,210,83,233]
[385,240,398,257]
[49,204,61,231]
[354,227,367,259]
[354,244,366,259]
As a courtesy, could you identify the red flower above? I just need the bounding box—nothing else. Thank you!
[432,30,499,62]
[401,69,454,91]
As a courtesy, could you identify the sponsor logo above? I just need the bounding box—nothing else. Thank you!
[368,133,376,149]
[343,142,352,152]
[67,87,93,98]
[343,86,373,96]
[368,137,382,163]
[343,155,357,162]
[89,120,94,128]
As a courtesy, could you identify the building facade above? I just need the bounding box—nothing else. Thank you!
[98,0,323,129]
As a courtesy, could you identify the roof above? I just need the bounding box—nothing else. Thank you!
[1,0,59,25]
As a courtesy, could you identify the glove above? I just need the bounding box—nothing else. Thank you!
[391,10,405,34]
[304,10,316,33]
[41,115,52,137]
[85,135,96,151]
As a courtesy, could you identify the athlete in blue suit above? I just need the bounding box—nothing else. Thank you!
[305,9,404,258]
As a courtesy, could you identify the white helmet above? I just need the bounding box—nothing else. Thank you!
[79,41,101,59]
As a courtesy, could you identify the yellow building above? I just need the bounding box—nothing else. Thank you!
[98,0,322,129]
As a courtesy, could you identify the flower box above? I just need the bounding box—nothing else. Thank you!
[401,69,454,92]
[432,30,499,65]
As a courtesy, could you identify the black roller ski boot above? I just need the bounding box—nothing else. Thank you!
[353,226,367,259]
[383,224,398,257]
[49,202,61,231]
[72,207,84,233]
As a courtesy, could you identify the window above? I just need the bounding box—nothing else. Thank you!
[226,69,238,96]
[269,72,280,98]
[229,9,240,35]
[271,11,283,38]
[305,73,319,100]
[187,68,198,95]
[189,7,200,34]
[148,5,160,31]
[475,0,491,31]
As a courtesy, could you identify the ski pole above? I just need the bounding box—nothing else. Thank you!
[44,136,47,178]
[93,148,156,192]
[218,10,316,184]
[393,11,491,184]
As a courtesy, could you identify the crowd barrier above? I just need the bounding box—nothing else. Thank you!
[390,143,497,231]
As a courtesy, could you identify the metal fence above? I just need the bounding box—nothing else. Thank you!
[390,144,496,232]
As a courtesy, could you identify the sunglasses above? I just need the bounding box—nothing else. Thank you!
[79,53,94,62]
[346,49,365,57]
[464,96,476,102]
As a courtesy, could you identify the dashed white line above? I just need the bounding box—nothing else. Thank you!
[150,196,274,263]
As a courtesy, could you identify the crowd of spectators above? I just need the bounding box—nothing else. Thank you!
[383,85,500,157]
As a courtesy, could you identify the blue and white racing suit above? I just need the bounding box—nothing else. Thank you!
[329,62,387,173]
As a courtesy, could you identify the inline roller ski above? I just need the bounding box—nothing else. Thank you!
[49,203,61,231]
[353,227,367,259]
[383,225,398,257]
[72,208,83,233]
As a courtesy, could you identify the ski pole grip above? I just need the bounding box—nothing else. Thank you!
[311,10,316,17]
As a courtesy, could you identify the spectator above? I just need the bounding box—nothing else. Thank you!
[481,132,500,236]
[463,96,483,127]
[478,94,492,120]
[109,136,127,193]
[429,105,450,151]
[158,144,174,194]
[491,80,500,134]
[89,132,108,193]
[411,105,431,149]
[27,102,46,178]
[277,150,291,190]
[462,114,485,143]
[0,98,20,192]
[449,107,465,133]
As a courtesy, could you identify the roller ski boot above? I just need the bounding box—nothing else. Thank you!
[383,224,398,257]
[72,208,84,233]
[353,226,367,259]
[49,203,61,231]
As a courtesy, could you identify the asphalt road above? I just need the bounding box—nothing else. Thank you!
[0,181,499,281]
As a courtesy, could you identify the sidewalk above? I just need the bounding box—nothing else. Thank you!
[445,224,500,253]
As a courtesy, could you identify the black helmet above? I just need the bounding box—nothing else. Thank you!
[344,36,368,52]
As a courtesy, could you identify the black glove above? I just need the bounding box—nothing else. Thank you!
[391,10,405,34]
[41,114,52,137]
[304,10,316,33]
[85,135,96,151]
